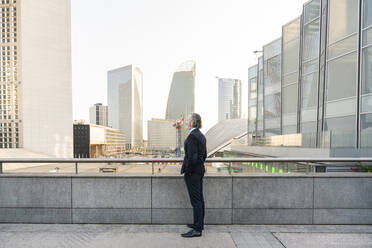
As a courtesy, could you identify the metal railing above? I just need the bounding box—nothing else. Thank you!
[0,157,372,174]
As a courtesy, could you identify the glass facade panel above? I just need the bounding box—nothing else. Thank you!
[303,19,320,61]
[328,34,358,59]
[263,39,281,136]
[362,94,372,113]
[324,115,356,148]
[363,0,372,28]
[302,59,318,75]
[362,46,372,94]
[282,39,300,75]
[362,26,372,46]
[301,1,320,147]
[282,18,300,135]
[282,84,298,114]
[302,72,318,108]
[257,57,264,136]
[304,0,320,24]
[328,0,358,44]
[361,113,372,148]
[283,72,298,86]
[326,52,357,101]
[248,65,258,134]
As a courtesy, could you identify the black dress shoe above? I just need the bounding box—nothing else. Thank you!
[186,224,204,230]
[181,229,202,238]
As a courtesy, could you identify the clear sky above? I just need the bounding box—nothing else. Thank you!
[71,0,307,139]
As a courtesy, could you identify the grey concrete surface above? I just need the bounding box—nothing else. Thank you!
[1,224,372,248]
[1,174,372,224]
[233,209,313,225]
[274,232,372,248]
[233,178,313,209]
[72,178,151,208]
[0,177,71,208]
[314,178,372,208]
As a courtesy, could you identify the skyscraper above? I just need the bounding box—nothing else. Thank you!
[165,61,195,120]
[218,78,242,122]
[108,65,143,150]
[0,0,73,157]
[89,103,108,126]
[165,61,195,146]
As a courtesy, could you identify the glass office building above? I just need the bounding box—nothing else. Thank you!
[218,78,242,122]
[248,0,372,155]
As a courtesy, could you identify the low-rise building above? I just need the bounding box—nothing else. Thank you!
[73,123,125,158]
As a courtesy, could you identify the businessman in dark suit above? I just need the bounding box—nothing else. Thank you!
[180,113,207,238]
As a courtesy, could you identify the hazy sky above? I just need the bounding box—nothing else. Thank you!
[71,0,307,139]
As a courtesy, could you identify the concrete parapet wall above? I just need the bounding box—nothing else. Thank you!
[0,174,371,224]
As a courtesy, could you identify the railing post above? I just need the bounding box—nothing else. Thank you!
[228,162,231,175]
[152,162,154,175]
[75,162,78,174]
[0,162,2,174]
[306,162,310,174]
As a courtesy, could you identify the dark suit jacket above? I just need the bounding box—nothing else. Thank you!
[181,128,207,175]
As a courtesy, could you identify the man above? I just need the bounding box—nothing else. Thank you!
[180,113,207,238]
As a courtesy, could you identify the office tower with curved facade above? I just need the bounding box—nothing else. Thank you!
[0,0,73,157]
[165,61,195,146]
[108,65,143,150]
[165,61,195,121]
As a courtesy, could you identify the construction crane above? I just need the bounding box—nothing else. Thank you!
[173,116,184,157]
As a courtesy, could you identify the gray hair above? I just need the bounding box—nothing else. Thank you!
[190,113,202,129]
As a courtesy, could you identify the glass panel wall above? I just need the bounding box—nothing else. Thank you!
[300,0,320,147]
[256,56,264,137]
[361,0,372,148]
[263,39,282,136]
[282,17,301,135]
[248,65,258,136]
[324,0,359,148]
[318,0,328,147]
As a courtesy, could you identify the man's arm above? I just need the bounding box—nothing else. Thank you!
[186,135,199,173]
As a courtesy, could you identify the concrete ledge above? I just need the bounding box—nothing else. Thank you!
[0,174,371,224]
[72,208,151,224]
[314,178,372,208]
[0,177,71,208]
[72,178,151,208]
[0,208,71,223]
[233,178,313,208]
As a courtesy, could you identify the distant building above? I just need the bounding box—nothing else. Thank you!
[218,78,242,122]
[73,123,126,158]
[147,118,176,151]
[0,0,73,157]
[108,65,143,150]
[165,61,196,121]
[165,61,196,146]
[89,103,108,126]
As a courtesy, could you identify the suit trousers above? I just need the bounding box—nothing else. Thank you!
[184,173,205,232]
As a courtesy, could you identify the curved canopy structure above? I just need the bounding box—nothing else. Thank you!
[205,119,248,156]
